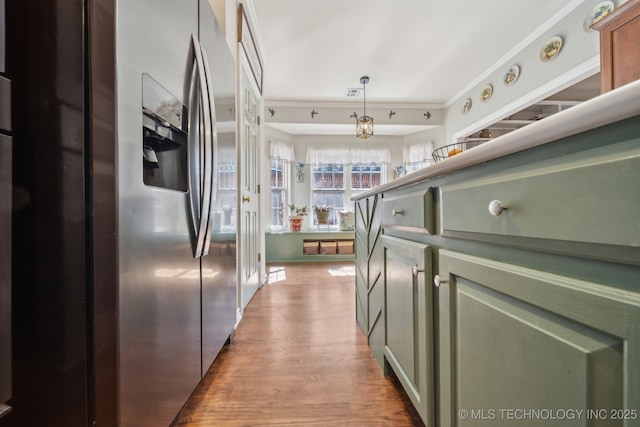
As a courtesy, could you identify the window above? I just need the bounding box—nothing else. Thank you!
[351,164,382,191]
[271,158,288,227]
[311,164,345,225]
[404,142,434,173]
[351,163,383,203]
[269,142,295,229]
[308,147,389,226]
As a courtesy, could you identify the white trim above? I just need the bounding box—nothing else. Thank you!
[452,55,600,143]
[265,100,443,110]
[237,0,268,67]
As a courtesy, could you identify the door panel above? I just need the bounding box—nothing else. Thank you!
[239,65,260,310]
[383,235,434,426]
[438,250,639,427]
[458,279,622,425]
[116,1,201,425]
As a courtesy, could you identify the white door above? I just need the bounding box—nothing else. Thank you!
[238,67,260,310]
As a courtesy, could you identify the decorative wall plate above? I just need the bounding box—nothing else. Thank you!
[480,84,493,102]
[540,36,563,62]
[584,1,615,31]
[462,98,472,113]
[504,65,520,85]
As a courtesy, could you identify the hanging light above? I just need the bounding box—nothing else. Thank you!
[356,76,373,139]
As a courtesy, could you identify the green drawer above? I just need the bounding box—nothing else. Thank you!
[382,188,433,234]
[441,139,640,254]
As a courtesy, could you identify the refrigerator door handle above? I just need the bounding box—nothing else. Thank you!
[199,46,218,256]
[188,34,213,258]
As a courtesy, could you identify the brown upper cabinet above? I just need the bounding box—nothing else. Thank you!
[592,0,640,92]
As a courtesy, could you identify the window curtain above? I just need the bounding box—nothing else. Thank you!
[350,147,390,165]
[307,147,390,165]
[270,141,296,162]
[403,141,435,165]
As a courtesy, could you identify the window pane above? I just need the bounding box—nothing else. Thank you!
[351,164,382,190]
[311,191,344,225]
[219,163,236,190]
[271,189,284,227]
[271,159,285,189]
[408,160,432,172]
[312,164,344,189]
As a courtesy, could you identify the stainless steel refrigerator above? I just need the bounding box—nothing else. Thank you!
[2,0,237,425]
[116,1,237,425]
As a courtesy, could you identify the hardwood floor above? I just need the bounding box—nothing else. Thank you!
[172,262,423,426]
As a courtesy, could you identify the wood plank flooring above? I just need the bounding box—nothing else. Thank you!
[172,262,423,426]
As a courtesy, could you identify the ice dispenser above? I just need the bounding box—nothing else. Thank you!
[142,73,188,191]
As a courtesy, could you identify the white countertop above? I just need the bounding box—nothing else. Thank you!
[353,79,640,201]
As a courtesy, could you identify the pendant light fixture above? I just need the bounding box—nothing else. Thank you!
[356,76,373,139]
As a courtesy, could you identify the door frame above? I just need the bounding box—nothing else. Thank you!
[236,49,264,315]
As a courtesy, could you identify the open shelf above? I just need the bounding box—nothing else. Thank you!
[461,100,583,143]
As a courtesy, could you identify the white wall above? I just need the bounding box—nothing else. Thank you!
[442,0,604,146]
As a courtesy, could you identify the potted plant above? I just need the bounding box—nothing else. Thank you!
[313,205,332,225]
[288,204,308,231]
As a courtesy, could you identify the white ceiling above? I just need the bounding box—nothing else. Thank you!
[249,0,589,135]
[251,0,575,103]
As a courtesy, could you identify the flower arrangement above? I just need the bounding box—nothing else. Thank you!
[313,205,331,213]
[288,204,308,217]
[288,204,307,231]
[313,205,332,225]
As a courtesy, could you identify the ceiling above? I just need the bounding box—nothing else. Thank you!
[249,0,592,135]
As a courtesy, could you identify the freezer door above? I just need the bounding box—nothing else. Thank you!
[116,1,201,426]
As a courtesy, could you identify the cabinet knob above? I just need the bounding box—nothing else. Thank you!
[392,208,404,216]
[412,266,424,276]
[488,199,507,216]
[434,275,448,288]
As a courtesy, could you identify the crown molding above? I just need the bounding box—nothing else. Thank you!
[264,100,444,110]
[445,0,586,108]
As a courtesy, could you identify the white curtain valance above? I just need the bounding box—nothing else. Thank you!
[306,147,349,165]
[403,142,435,164]
[349,148,390,165]
[307,147,390,166]
[270,141,296,162]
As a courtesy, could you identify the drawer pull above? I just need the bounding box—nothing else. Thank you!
[391,208,404,216]
[488,199,507,216]
[434,275,448,288]
[412,266,424,276]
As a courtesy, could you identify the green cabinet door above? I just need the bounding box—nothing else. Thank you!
[437,250,640,427]
[355,195,385,368]
[383,235,434,426]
